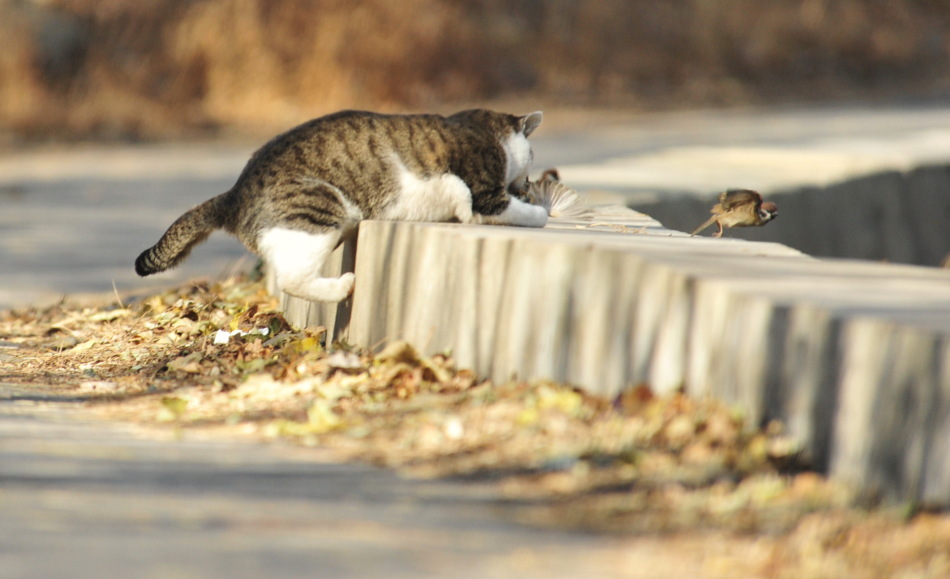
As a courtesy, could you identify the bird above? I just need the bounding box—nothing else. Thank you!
[524,168,592,219]
[691,189,778,237]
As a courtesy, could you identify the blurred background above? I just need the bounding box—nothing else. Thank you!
[1,0,949,145]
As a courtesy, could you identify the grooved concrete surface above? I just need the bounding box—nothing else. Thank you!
[280,211,950,505]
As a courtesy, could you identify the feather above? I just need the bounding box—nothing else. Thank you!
[525,179,592,219]
[718,189,762,210]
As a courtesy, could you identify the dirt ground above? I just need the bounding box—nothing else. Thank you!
[2,275,948,578]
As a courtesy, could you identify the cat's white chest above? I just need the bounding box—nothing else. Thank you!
[379,158,474,223]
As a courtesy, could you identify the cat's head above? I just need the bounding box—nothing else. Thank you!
[503,111,543,196]
[448,108,543,195]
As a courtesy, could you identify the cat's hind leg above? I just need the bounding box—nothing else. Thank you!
[258,227,355,303]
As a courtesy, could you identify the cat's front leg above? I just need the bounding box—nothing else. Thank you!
[477,196,548,228]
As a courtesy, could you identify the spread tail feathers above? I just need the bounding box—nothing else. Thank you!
[135,194,227,276]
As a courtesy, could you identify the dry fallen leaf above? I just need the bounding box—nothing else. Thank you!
[158,396,189,422]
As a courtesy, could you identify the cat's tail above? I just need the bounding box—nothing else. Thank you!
[135,193,229,276]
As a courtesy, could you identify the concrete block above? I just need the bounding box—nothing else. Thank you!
[272,203,950,505]
[832,320,950,504]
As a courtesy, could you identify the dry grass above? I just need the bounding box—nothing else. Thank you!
[1,0,948,143]
[2,275,950,576]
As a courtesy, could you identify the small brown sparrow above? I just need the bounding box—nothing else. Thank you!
[523,168,592,219]
[539,168,560,183]
[691,189,778,237]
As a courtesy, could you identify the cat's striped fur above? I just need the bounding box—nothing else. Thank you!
[135,108,547,302]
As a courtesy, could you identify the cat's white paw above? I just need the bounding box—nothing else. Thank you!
[337,272,356,299]
[310,272,355,303]
[506,198,549,227]
[279,272,355,303]
[481,197,548,227]
[523,203,550,227]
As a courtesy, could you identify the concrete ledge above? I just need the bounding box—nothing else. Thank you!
[272,206,950,505]
[632,164,950,267]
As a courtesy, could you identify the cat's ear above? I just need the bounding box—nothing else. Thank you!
[520,111,543,137]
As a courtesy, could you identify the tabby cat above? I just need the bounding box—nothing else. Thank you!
[135,109,548,302]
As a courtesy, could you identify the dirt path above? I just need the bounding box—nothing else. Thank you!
[2,382,656,579]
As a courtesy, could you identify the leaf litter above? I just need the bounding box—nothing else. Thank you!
[2,275,948,577]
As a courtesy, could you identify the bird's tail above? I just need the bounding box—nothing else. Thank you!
[135,193,229,276]
[690,216,718,236]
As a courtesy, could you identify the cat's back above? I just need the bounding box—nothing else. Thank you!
[231,111,455,199]
[245,109,515,175]
[236,109,509,197]
[251,111,450,168]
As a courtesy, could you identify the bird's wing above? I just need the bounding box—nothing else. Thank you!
[526,179,591,219]
[719,189,762,210]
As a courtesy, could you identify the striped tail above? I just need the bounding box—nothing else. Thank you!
[135,194,228,276]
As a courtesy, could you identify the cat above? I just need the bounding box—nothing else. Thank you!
[135,108,548,303]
